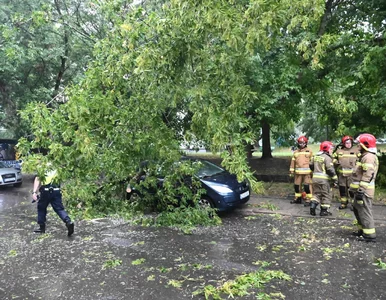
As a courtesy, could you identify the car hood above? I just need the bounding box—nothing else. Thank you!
[200,172,244,188]
[0,168,19,175]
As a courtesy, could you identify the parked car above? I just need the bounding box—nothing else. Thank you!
[0,161,23,187]
[127,158,250,212]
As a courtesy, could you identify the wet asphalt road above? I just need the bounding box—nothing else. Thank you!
[1,176,386,300]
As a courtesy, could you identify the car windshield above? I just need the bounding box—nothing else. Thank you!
[0,161,9,168]
[196,160,226,178]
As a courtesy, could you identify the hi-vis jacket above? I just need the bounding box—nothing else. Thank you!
[350,152,378,198]
[289,147,313,175]
[310,152,338,183]
[333,147,359,177]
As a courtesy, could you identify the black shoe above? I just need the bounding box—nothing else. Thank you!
[357,236,376,243]
[338,204,348,210]
[310,207,316,216]
[66,222,74,236]
[290,198,302,204]
[34,224,45,234]
[352,230,363,237]
[320,209,332,216]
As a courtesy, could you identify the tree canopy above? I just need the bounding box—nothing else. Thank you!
[11,0,386,217]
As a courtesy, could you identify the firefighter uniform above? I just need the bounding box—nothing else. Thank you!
[289,145,313,204]
[333,145,359,209]
[309,141,338,216]
[350,151,378,241]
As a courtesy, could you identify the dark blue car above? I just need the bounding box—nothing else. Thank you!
[127,158,250,212]
[194,159,250,211]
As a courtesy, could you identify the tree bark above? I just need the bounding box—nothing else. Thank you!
[261,120,273,159]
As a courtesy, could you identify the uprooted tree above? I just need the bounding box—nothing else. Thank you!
[18,0,362,217]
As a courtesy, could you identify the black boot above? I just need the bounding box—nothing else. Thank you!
[338,203,348,210]
[310,201,318,216]
[290,197,302,204]
[357,235,376,243]
[34,223,45,234]
[352,229,363,237]
[320,208,332,216]
[66,222,74,236]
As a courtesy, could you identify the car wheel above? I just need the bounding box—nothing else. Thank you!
[14,182,22,187]
[198,196,214,209]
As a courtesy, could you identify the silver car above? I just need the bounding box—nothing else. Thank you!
[0,161,22,187]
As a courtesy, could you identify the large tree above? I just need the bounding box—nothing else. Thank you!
[18,0,329,215]
[299,0,386,140]
[0,0,114,137]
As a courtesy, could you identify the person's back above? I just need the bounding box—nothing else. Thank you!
[309,141,337,216]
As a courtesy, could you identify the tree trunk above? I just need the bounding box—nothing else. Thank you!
[261,120,273,159]
[245,143,253,159]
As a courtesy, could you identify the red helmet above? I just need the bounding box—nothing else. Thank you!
[342,135,353,144]
[320,141,334,152]
[297,136,308,144]
[356,133,377,153]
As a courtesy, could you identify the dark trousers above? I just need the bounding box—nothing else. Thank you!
[37,189,71,225]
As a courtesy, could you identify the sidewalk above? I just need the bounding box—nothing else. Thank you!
[238,193,386,224]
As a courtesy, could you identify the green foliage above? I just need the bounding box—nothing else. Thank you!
[18,0,386,222]
[376,153,386,188]
[19,0,327,217]
[373,258,386,270]
[131,258,146,266]
[103,259,122,269]
[155,206,222,233]
[0,0,110,137]
[193,267,291,299]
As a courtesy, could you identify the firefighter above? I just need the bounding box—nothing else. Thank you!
[309,141,338,216]
[350,133,378,243]
[333,136,360,209]
[289,136,313,205]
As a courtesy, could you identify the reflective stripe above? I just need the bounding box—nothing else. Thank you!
[339,154,357,158]
[295,168,311,171]
[361,163,374,171]
[295,193,302,197]
[338,168,354,174]
[359,181,375,189]
[313,174,329,179]
[363,228,376,235]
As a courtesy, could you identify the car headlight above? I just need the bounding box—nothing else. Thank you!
[204,182,233,195]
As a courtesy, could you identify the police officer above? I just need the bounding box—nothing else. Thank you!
[289,136,313,205]
[351,133,378,243]
[32,169,74,236]
[333,136,359,209]
[309,141,338,216]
